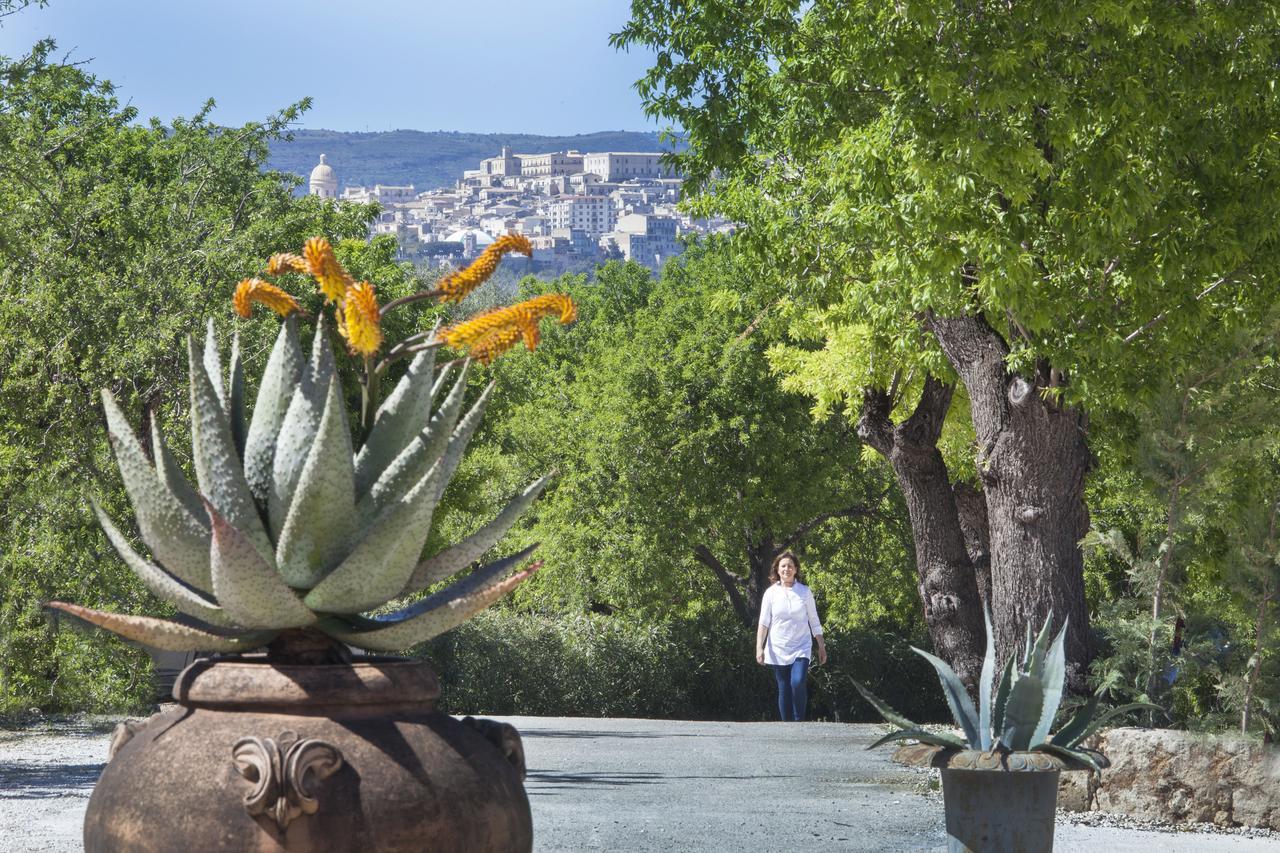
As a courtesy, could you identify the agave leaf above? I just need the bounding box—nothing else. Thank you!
[403,474,551,595]
[101,390,211,591]
[978,605,996,750]
[1033,741,1104,773]
[244,318,304,504]
[998,671,1044,751]
[850,680,919,731]
[275,378,358,588]
[357,360,470,517]
[431,378,494,500]
[1028,610,1054,677]
[203,318,226,413]
[46,601,272,652]
[207,499,315,629]
[228,329,247,459]
[1050,692,1101,748]
[270,319,336,537]
[319,547,539,652]
[1031,618,1069,747]
[911,647,981,748]
[1023,619,1033,665]
[866,727,969,751]
[991,654,1016,735]
[149,418,208,530]
[93,502,233,627]
[354,343,445,496]
[189,337,275,566]
[304,461,444,614]
[1070,702,1164,747]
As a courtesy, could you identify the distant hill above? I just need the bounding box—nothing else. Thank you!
[267,129,683,193]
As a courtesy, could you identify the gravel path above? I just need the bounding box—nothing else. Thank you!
[2,715,1277,852]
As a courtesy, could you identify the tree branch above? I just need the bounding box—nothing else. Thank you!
[692,544,752,625]
[778,488,892,553]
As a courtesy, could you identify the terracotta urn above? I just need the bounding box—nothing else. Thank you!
[86,641,531,852]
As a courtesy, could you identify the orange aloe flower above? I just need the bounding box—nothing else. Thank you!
[233,278,301,319]
[303,237,354,304]
[437,234,534,303]
[437,293,575,364]
[341,280,383,356]
[266,252,309,276]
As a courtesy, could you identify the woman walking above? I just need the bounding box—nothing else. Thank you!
[756,551,827,721]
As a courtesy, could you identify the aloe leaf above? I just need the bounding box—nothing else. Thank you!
[866,727,969,751]
[45,601,273,652]
[850,680,919,731]
[1028,609,1054,677]
[978,605,996,750]
[92,502,233,627]
[354,343,446,496]
[149,418,207,530]
[999,671,1044,751]
[431,377,493,499]
[244,318,304,504]
[189,336,275,567]
[991,654,1016,735]
[207,499,315,628]
[1050,692,1101,748]
[101,390,211,591]
[228,328,247,458]
[269,319,336,537]
[304,460,444,614]
[203,318,226,413]
[911,647,981,748]
[1031,618,1069,747]
[1033,741,1103,773]
[319,547,539,652]
[357,360,470,517]
[275,378,358,588]
[403,474,551,595]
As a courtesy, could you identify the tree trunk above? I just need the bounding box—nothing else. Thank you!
[928,314,1094,691]
[952,481,992,613]
[857,376,986,690]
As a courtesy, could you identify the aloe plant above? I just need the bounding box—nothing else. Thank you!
[49,317,548,654]
[855,610,1157,771]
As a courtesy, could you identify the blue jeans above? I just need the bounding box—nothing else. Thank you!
[770,657,810,721]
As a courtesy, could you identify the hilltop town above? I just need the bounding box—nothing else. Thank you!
[307,147,731,271]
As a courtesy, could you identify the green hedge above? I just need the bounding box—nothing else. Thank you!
[418,610,949,723]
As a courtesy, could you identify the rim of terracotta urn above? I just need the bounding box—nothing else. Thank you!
[173,654,441,711]
[892,742,1105,772]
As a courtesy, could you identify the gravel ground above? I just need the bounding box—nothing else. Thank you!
[2,715,1278,852]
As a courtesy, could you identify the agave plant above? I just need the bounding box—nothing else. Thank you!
[855,611,1157,771]
[49,282,560,654]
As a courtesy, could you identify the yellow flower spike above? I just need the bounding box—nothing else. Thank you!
[437,293,575,364]
[437,233,534,303]
[233,278,301,319]
[266,252,309,276]
[341,280,383,356]
[303,236,354,304]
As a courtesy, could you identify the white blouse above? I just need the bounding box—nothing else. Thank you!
[759,581,824,666]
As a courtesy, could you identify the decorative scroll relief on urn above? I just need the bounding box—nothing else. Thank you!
[231,731,344,830]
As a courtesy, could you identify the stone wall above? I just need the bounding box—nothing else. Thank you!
[1057,728,1280,830]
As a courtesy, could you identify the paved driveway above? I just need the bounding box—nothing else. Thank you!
[2,716,1277,851]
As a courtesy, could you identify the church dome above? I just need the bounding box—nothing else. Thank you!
[309,154,338,197]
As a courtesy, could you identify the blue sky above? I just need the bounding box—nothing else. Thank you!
[0,0,661,134]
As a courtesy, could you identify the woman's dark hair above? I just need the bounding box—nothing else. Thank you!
[768,550,804,585]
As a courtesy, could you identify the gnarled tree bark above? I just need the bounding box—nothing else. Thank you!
[856,375,986,690]
[927,313,1093,691]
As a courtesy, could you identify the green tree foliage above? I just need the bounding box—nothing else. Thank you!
[615,0,1280,684]
[0,40,417,714]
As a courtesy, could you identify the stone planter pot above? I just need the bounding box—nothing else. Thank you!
[896,744,1101,853]
[86,654,531,852]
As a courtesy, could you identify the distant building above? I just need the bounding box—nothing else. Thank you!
[479,146,522,177]
[548,195,614,236]
[603,213,681,269]
[309,154,338,198]
[581,152,674,182]
[520,150,584,178]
